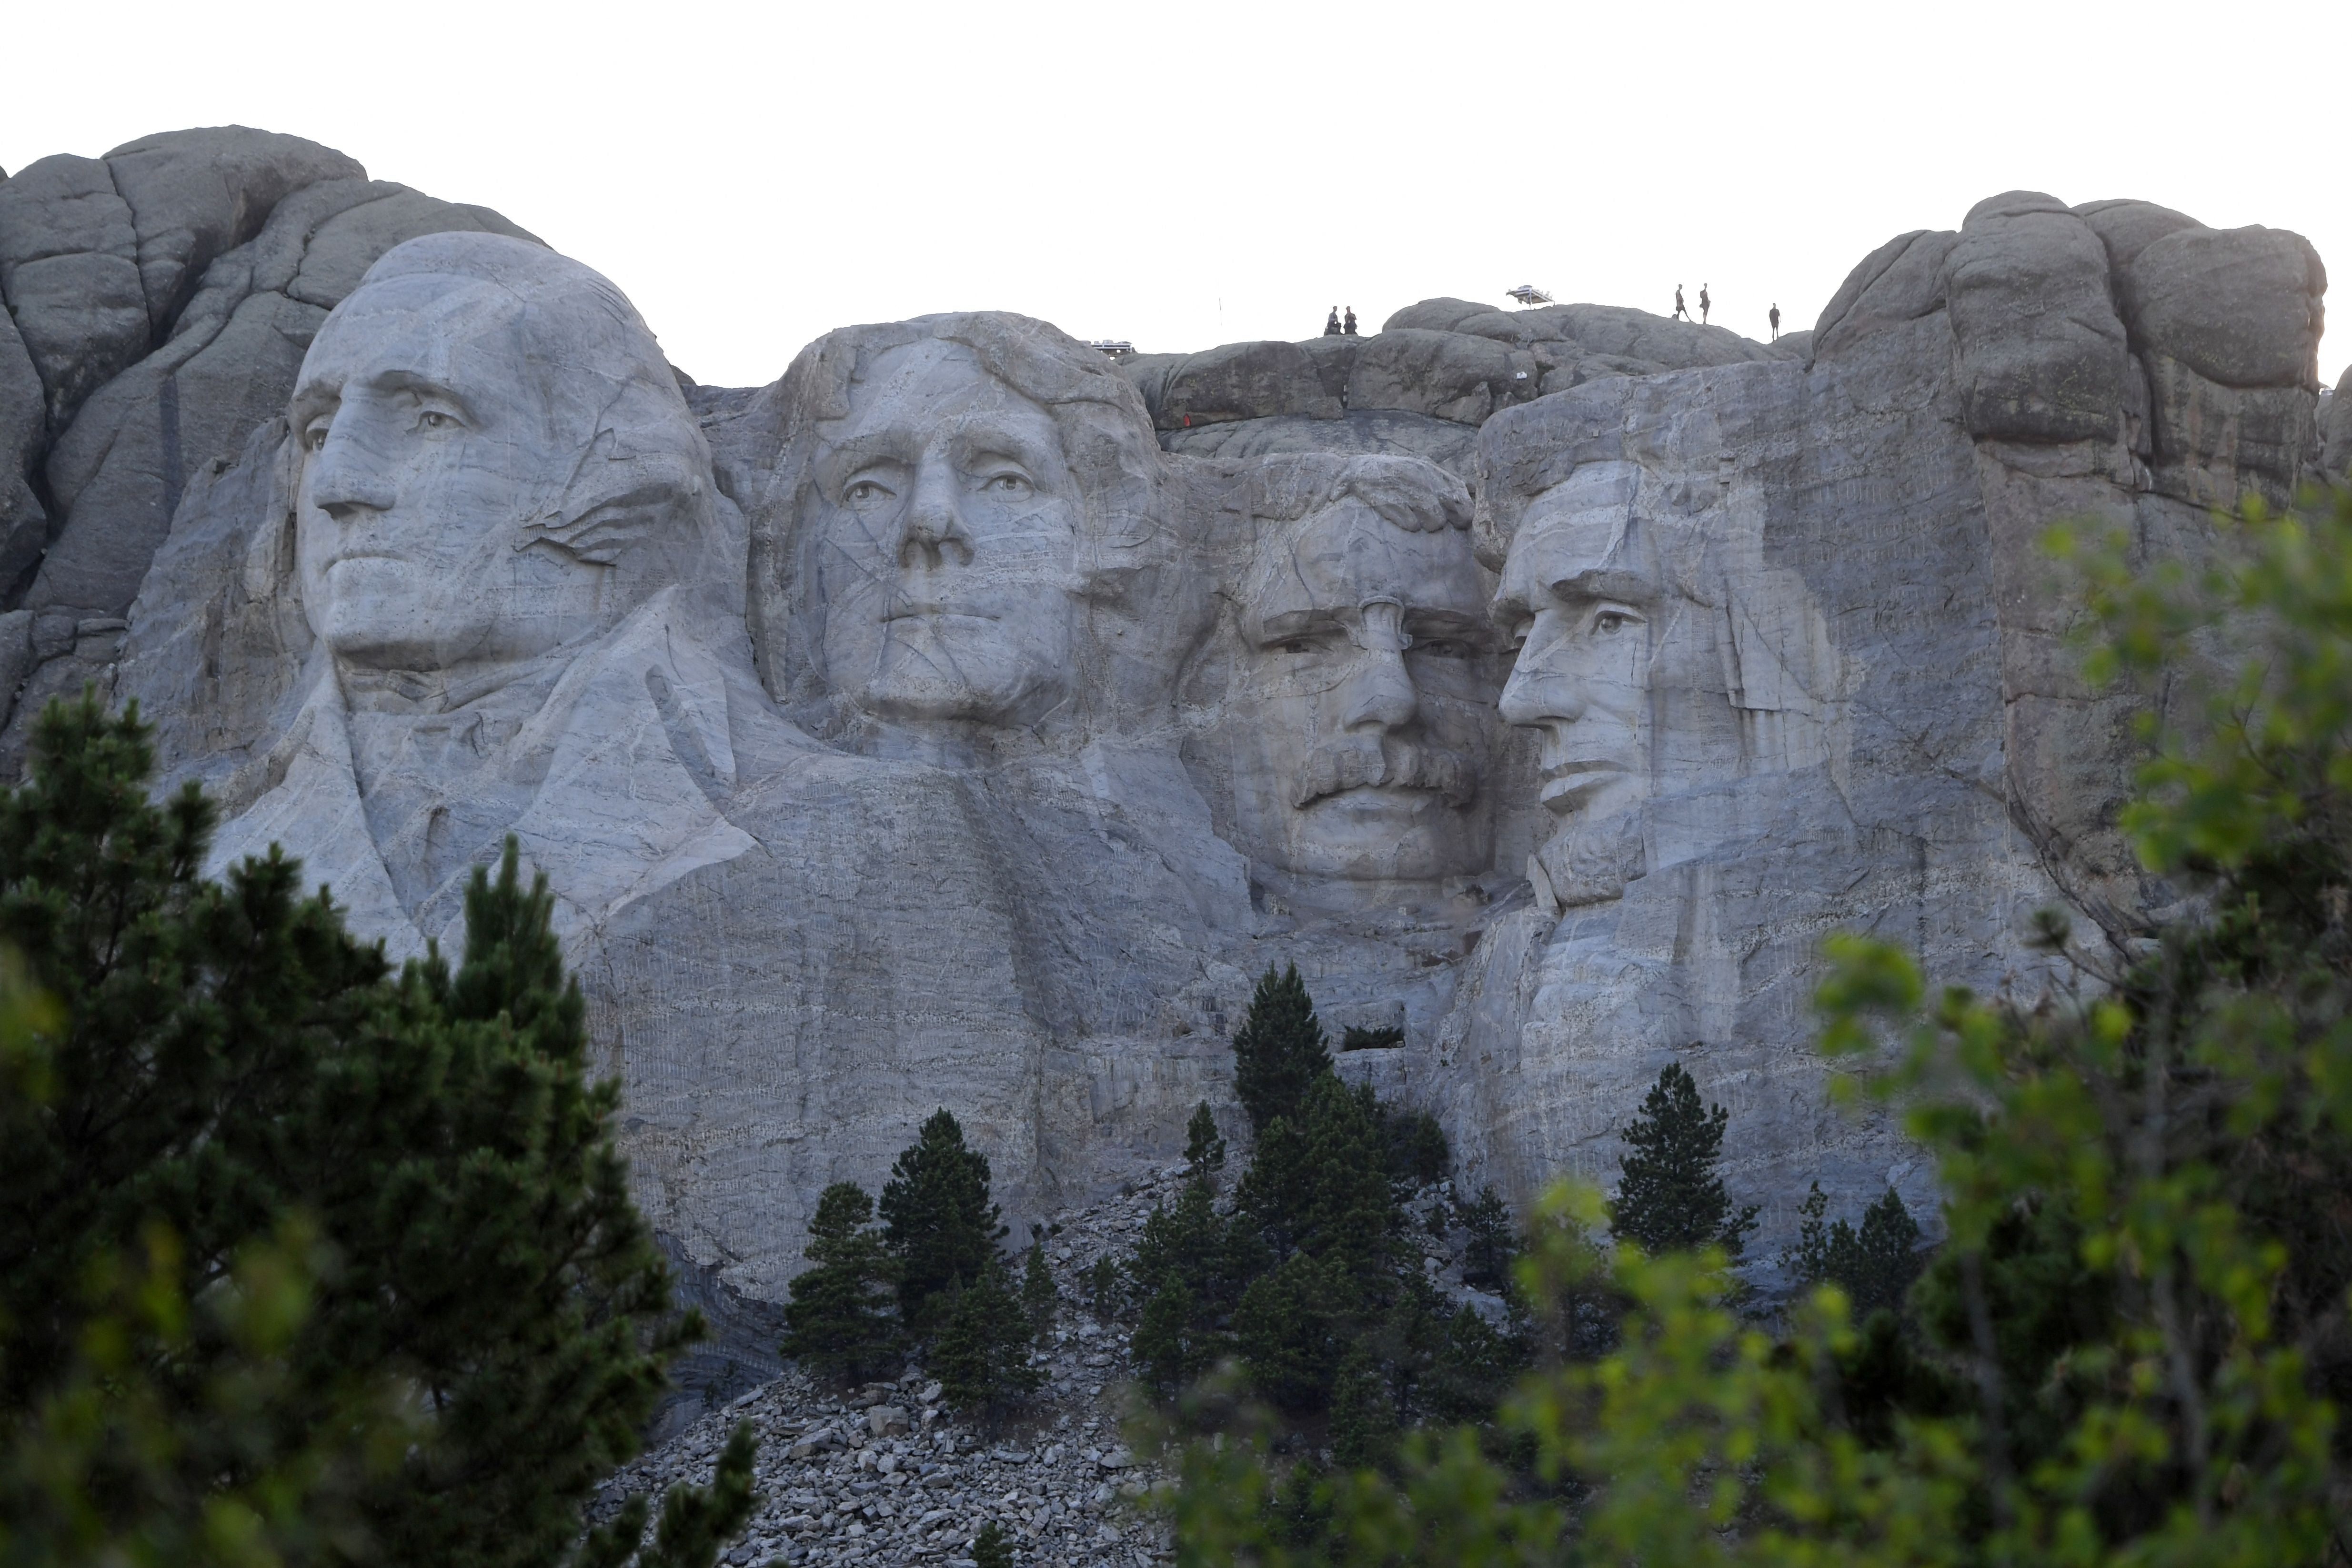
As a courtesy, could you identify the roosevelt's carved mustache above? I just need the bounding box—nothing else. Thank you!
[1292,735,1478,811]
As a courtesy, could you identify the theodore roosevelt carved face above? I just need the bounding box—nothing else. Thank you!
[1221,455,1501,882]
[288,233,718,680]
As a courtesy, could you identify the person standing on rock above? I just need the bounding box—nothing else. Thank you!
[1343,306,1358,336]
[1770,302,1781,340]
[1673,284,1689,322]
[1699,284,1711,324]
[1324,306,1342,336]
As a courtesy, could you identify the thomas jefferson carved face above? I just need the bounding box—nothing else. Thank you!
[806,340,1084,727]
[289,240,709,678]
[1227,481,1499,881]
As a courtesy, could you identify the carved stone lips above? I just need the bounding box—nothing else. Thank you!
[882,605,999,623]
[1538,760,1628,812]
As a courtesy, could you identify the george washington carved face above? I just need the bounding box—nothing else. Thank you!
[289,233,719,677]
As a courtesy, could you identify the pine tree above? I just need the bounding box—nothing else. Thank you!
[0,694,703,1568]
[346,840,695,1568]
[929,1261,1043,1418]
[970,1520,1014,1568]
[1454,1186,1518,1290]
[1231,963,1332,1135]
[1086,1256,1121,1319]
[1423,1304,1526,1425]
[1184,1101,1226,1180]
[781,1184,901,1381]
[572,1423,761,1568]
[1231,1251,1352,1411]
[1378,1105,1448,1189]
[1785,1183,1926,1320]
[1127,1176,1260,1395]
[879,1109,1005,1334]
[1608,1063,1759,1260]
[1236,1078,1395,1277]
[1021,1236,1056,1342]
[1328,1344,1399,1469]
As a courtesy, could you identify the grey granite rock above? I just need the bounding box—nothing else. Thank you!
[0,134,533,751]
[0,311,43,600]
[1946,191,2131,444]
[1379,297,1491,333]
[101,128,362,339]
[1112,351,1184,423]
[1157,407,1478,472]
[1810,228,1956,362]
[1296,333,1358,402]
[0,154,147,432]
[46,152,2323,1366]
[2324,369,2352,482]
[1155,338,1338,428]
[1345,327,1530,423]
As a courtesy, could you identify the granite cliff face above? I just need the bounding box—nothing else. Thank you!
[1,131,2335,1375]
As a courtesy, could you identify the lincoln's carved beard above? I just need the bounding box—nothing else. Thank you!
[1534,806,1648,909]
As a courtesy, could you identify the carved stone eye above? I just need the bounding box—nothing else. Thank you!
[844,479,889,504]
[419,410,455,431]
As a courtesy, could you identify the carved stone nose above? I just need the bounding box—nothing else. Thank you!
[1342,655,1418,733]
[897,466,974,569]
[308,431,395,520]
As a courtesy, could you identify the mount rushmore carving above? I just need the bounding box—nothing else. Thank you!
[1,128,2340,1371]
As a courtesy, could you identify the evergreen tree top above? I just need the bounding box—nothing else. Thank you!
[1609,1062,1759,1259]
[1232,962,1333,1136]
[880,1109,1005,1327]
[1184,1101,1226,1180]
[0,694,694,1568]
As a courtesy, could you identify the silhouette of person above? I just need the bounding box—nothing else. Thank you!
[1769,302,1781,340]
[1673,285,1689,322]
[1699,284,1710,324]
[1325,306,1342,337]
[1343,306,1358,337]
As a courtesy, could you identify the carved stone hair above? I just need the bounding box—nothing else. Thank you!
[1234,452,1471,536]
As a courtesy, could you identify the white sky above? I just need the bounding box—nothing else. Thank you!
[5,0,2346,392]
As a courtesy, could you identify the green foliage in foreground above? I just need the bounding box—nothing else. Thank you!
[1154,485,2352,1564]
[0,695,748,1568]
